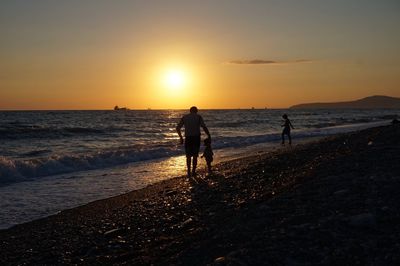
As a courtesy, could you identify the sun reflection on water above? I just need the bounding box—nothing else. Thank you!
[127,155,187,189]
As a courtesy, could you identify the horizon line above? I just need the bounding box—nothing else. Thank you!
[0,107,290,111]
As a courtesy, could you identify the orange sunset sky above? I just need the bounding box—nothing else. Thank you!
[1,1,399,110]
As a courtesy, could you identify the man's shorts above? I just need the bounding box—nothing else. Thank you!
[185,136,201,157]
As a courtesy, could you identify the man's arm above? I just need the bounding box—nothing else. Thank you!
[199,116,211,139]
[202,125,211,139]
[176,118,184,144]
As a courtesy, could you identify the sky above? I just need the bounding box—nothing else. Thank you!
[1,0,399,109]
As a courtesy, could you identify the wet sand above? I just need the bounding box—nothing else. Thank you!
[1,124,400,265]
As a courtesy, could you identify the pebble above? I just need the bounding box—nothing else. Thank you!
[165,190,177,196]
[348,213,376,228]
[333,189,349,196]
[214,256,226,263]
[104,228,123,237]
[179,218,194,228]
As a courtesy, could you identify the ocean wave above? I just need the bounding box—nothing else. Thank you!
[0,146,182,186]
[377,114,398,120]
[213,120,390,149]
[0,120,390,186]
[21,149,52,157]
[0,125,126,140]
[0,132,293,185]
[305,118,375,129]
[212,121,247,128]
[212,119,270,128]
[305,122,338,129]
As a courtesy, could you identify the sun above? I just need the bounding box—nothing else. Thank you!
[163,69,186,91]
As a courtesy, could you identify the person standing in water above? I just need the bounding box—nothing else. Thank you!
[281,114,294,145]
[176,106,211,177]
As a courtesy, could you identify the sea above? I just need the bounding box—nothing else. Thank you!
[0,109,398,229]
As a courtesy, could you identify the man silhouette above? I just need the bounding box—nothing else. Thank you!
[176,106,211,177]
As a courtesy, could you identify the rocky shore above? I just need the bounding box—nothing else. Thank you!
[1,124,400,265]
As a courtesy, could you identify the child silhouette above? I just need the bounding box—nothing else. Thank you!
[201,138,214,174]
[281,114,294,145]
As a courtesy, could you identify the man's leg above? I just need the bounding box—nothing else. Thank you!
[186,156,191,177]
[207,161,212,173]
[192,155,198,176]
[288,133,292,145]
[281,132,285,144]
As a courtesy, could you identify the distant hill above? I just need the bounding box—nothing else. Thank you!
[290,95,400,109]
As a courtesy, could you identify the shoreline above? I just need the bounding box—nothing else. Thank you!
[0,121,388,230]
[0,132,330,231]
[0,131,327,230]
[1,124,400,264]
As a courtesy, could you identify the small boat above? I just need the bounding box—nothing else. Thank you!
[114,105,129,111]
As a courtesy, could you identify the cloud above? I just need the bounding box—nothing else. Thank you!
[225,59,312,65]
